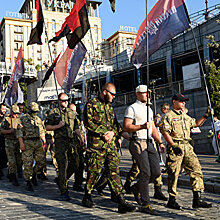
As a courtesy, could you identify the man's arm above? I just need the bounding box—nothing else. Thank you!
[196,107,214,127]
[123,117,150,133]
[46,121,65,131]
[151,121,165,152]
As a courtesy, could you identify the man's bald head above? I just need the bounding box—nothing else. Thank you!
[102,82,116,92]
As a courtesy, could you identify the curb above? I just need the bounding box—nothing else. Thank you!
[120,169,220,195]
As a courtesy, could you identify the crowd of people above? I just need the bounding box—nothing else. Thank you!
[0,82,217,215]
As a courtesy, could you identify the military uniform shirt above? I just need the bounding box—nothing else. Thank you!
[45,108,78,139]
[160,109,197,141]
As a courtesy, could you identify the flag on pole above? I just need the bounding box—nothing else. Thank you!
[49,0,90,49]
[41,52,61,87]
[8,46,24,88]
[27,0,44,45]
[54,41,87,92]
[131,0,190,69]
[109,0,116,12]
[5,81,24,107]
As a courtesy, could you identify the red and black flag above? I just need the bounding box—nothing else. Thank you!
[41,52,61,87]
[109,0,116,12]
[27,0,44,45]
[49,0,90,49]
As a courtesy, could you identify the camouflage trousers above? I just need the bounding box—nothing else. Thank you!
[85,146,124,196]
[55,138,79,194]
[126,157,163,186]
[42,138,58,175]
[166,142,204,197]
[5,139,22,174]
[22,139,46,181]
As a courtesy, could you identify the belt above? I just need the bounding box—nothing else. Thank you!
[131,137,153,143]
[23,137,40,140]
[173,140,190,144]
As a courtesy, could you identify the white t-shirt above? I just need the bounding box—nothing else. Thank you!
[124,100,153,139]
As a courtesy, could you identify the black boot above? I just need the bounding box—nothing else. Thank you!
[192,191,212,209]
[123,180,132,194]
[167,196,181,210]
[141,204,158,215]
[37,172,48,180]
[32,172,38,186]
[26,181,34,191]
[82,193,94,208]
[117,194,136,214]
[111,191,118,203]
[154,185,167,201]
[10,173,19,186]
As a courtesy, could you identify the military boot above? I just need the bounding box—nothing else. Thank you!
[26,181,34,191]
[141,204,158,215]
[131,184,141,205]
[60,191,70,201]
[11,173,19,186]
[37,172,48,180]
[167,196,181,210]
[32,172,38,186]
[82,193,94,208]
[117,194,136,214]
[154,185,167,201]
[192,191,212,209]
[123,180,132,194]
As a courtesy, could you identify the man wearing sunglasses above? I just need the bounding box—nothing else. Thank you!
[45,93,83,201]
[82,82,135,214]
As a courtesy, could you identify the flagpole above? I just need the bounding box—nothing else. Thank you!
[146,0,150,142]
[44,26,62,116]
[190,25,220,157]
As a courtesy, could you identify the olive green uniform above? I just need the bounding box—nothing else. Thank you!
[160,109,204,197]
[17,113,46,181]
[1,116,22,175]
[84,97,123,195]
[45,107,79,194]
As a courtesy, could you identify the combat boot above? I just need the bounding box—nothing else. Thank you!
[117,194,136,214]
[123,180,132,194]
[141,204,158,215]
[60,191,70,201]
[167,196,181,210]
[154,185,167,201]
[37,172,48,180]
[82,193,94,208]
[32,172,38,186]
[26,181,34,191]
[10,173,19,186]
[192,191,212,209]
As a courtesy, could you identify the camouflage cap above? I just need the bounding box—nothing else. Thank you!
[29,102,39,112]
[11,104,20,114]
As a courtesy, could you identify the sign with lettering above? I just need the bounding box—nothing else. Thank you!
[37,87,64,101]
[6,11,30,19]
[120,26,137,33]
[47,0,74,10]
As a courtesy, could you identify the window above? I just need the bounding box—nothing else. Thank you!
[37,53,42,60]
[52,19,56,30]
[14,34,23,41]
[14,26,23,33]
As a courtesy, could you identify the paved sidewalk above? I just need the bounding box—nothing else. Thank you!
[119,148,220,194]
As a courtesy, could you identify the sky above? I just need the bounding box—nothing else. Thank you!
[0,0,219,39]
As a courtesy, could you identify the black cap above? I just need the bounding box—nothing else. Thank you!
[172,93,189,102]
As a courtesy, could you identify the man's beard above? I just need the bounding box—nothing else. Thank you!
[104,94,110,103]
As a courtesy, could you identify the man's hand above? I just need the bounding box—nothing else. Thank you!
[20,142,25,152]
[172,143,183,156]
[9,128,15,134]
[141,122,151,130]
[57,121,65,128]
[204,107,214,118]
[103,131,115,144]
[43,143,48,152]
[159,144,165,153]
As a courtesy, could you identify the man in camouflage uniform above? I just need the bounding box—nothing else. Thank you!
[0,103,8,180]
[45,93,83,201]
[160,93,213,209]
[82,82,135,214]
[1,104,22,186]
[17,102,47,191]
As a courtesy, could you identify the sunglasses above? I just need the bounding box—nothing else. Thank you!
[106,89,116,97]
[60,99,69,102]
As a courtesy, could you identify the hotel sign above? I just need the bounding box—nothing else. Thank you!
[47,0,74,10]
[6,11,30,19]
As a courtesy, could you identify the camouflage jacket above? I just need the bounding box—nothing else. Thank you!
[45,107,79,139]
[16,113,45,139]
[84,97,122,149]
[160,109,197,141]
[0,116,20,139]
